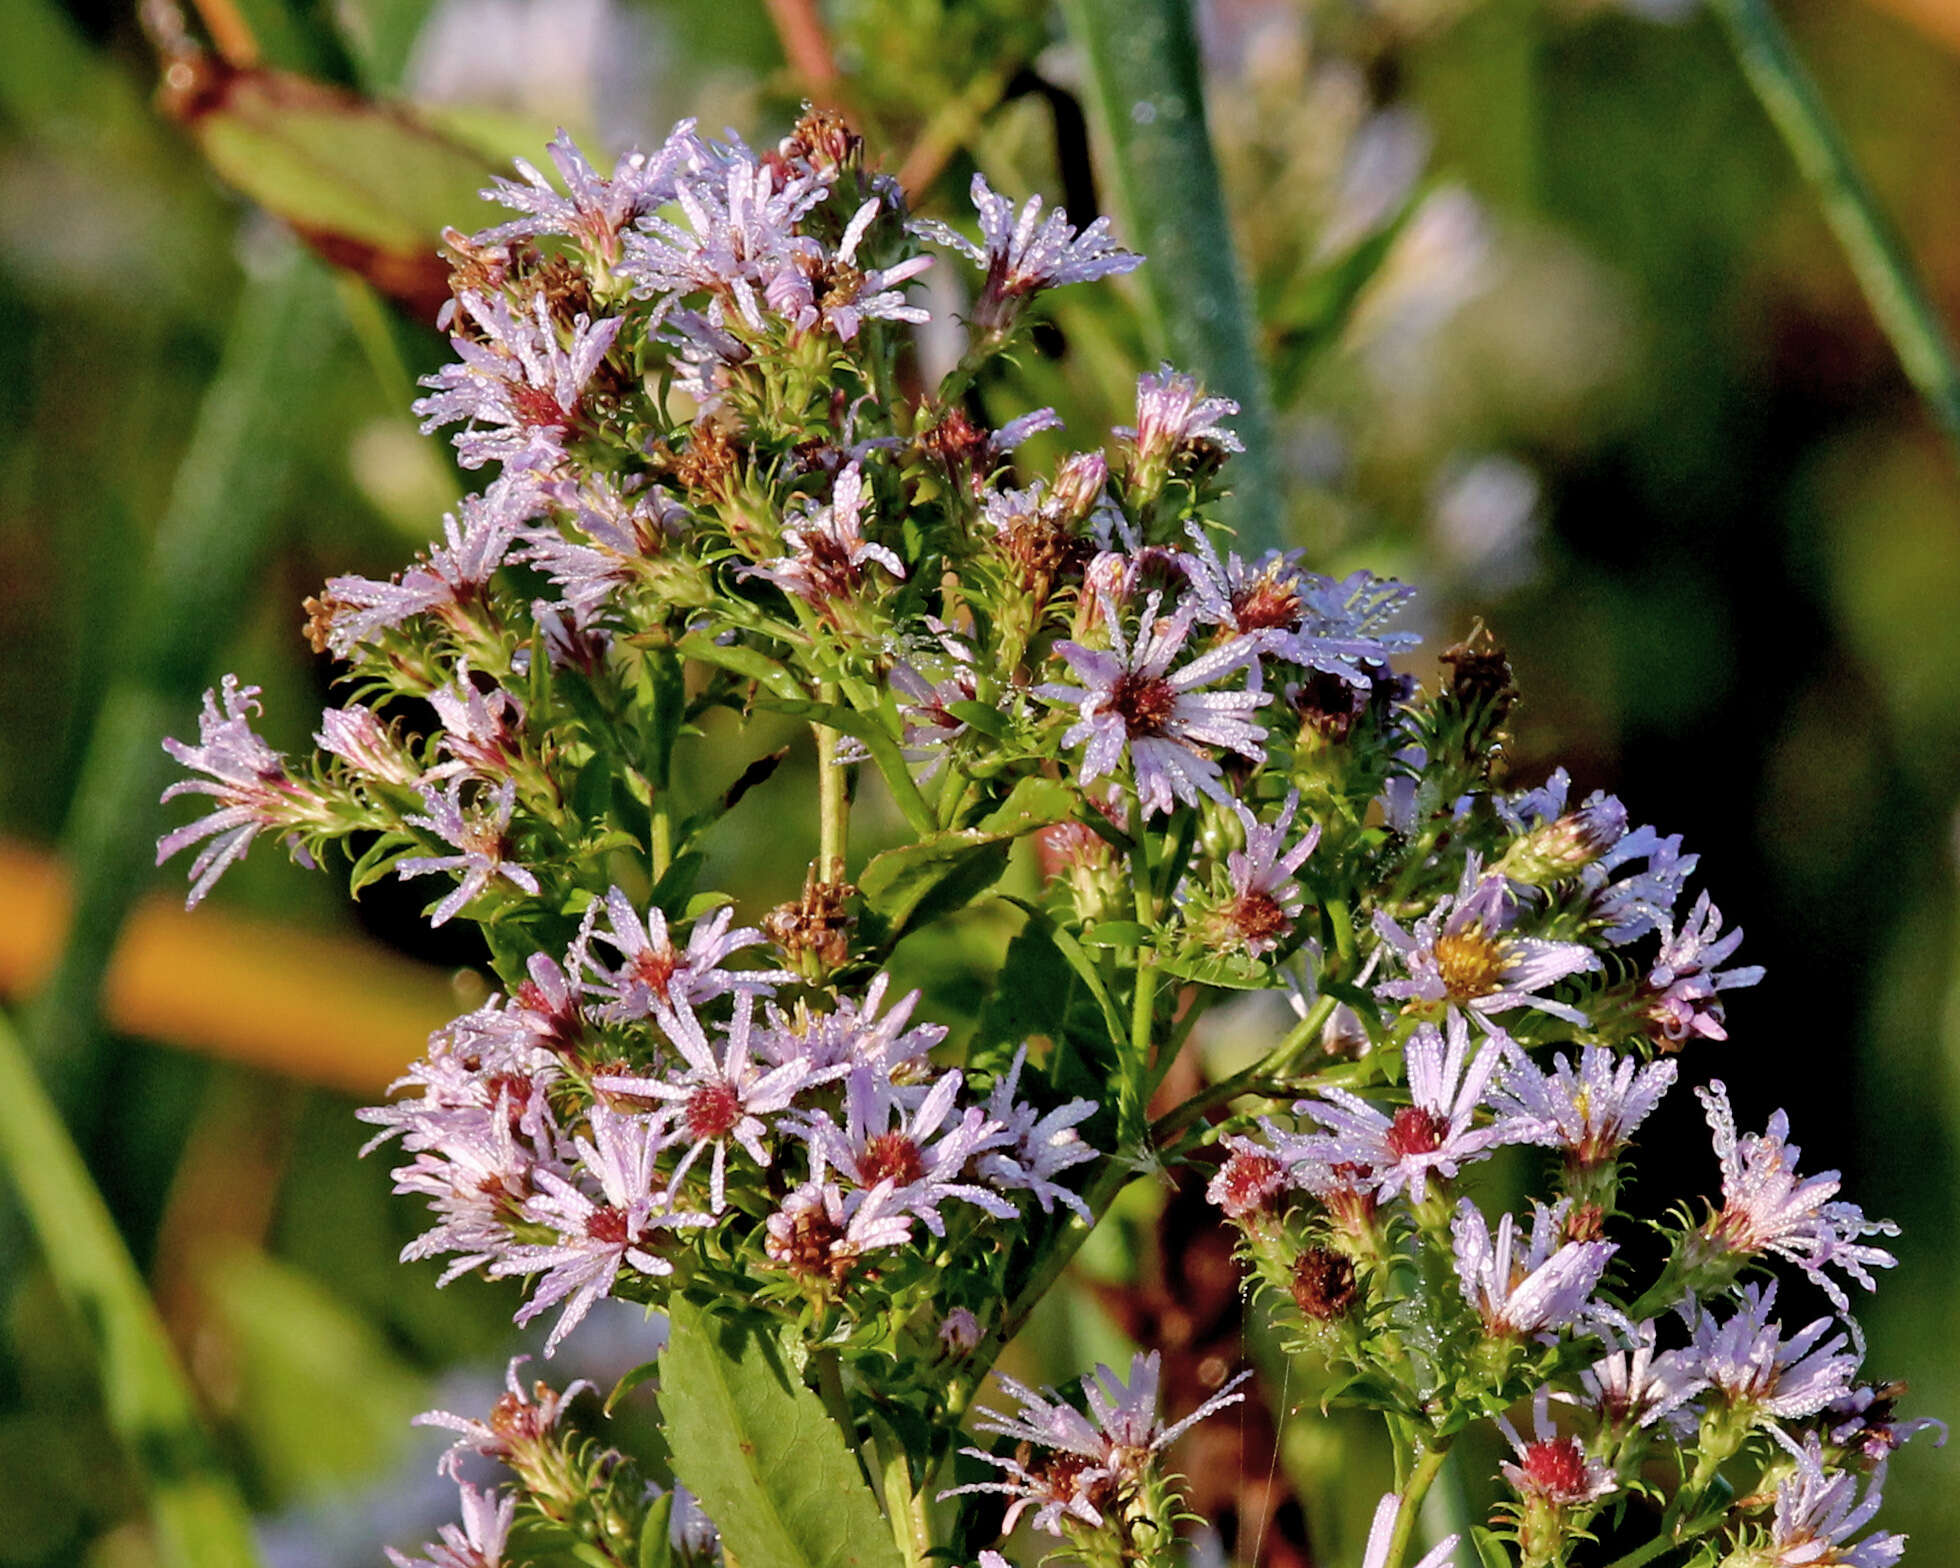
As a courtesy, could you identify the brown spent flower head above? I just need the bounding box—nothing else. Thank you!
[764,871,857,981]
[1440,620,1517,715]
[1291,1246,1359,1322]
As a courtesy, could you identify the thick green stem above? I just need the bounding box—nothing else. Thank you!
[815,684,849,880]
[1058,0,1283,551]
[1710,0,1960,454]
[1385,1444,1451,1568]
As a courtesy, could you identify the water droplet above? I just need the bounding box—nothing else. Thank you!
[1131,100,1158,126]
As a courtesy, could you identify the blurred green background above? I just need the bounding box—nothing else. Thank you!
[2,0,1957,1562]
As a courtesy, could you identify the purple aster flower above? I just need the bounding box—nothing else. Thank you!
[1038,591,1269,817]
[1581,823,1697,944]
[759,974,947,1076]
[743,461,905,607]
[1360,1492,1460,1568]
[662,305,751,411]
[1493,769,1630,883]
[397,777,541,926]
[1496,1045,1676,1169]
[1297,1013,1530,1203]
[890,645,979,781]
[1747,1437,1904,1568]
[662,1482,720,1564]
[1115,365,1244,476]
[975,1044,1100,1219]
[414,291,622,472]
[1695,1082,1898,1313]
[576,887,790,1018]
[318,475,542,654]
[477,124,697,260]
[624,147,830,329]
[1681,1282,1860,1423]
[491,1105,712,1353]
[762,1179,914,1283]
[764,196,933,341]
[593,994,820,1211]
[1570,1320,1704,1436]
[800,1066,1016,1235]
[938,1306,982,1356]
[520,475,688,617]
[427,675,525,781]
[158,676,325,906]
[939,1352,1249,1536]
[1497,1389,1617,1506]
[385,1481,513,1568]
[1452,1199,1617,1338]
[1643,891,1764,1046]
[414,1355,593,1478]
[1212,790,1320,955]
[910,172,1141,333]
[316,705,421,786]
[1205,1135,1290,1222]
[1374,860,1601,1030]
[1824,1383,1946,1465]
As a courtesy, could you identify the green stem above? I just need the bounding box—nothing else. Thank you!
[1057,0,1283,551]
[815,684,849,881]
[1385,1443,1451,1568]
[0,1009,262,1568]
[1600,1535,1683,1568]
[1710,0,1960,453]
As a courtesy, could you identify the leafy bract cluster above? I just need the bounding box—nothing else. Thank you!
[157,111,1931,1568]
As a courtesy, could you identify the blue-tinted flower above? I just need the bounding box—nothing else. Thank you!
[1452,1199,1616,1338]
[976,1044,1100,1219]
[1039,590,1269,817]
[759,973,947,1077]
[414,1356,592,1478]
[1116,366,1243,476]
[1682,1282,1860,1423]
[1360,1491,1460,1568]
[1644,891,1763,1045]
[384,1480,514,1568]
[576,887,789,1018]
[743,461,905,606]
[1741,1435,1904,1568]
[1215,789,1320,955]
[1570,1320,1704,1435]
[911,173,1140,333]
[478,124,697,260]
[762,1178,914,1282]
[1497,1389,1617,1506]
[764,196,932,341]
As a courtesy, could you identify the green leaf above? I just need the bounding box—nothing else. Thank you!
[606,1357,664,1417]
[1470,1526,1513,1568]
[944,699,1009,739]
[346,833,415,896]
[675,630,804,702]
[660,1297,904,1568]
[638,1492,676,1568]
[857,831,1014,950]
[1082,920,1152,949]
[1154,949,1270,990]
[976,906,1126,1099]
[969,775,1077,835]
[0,1010,263,1568]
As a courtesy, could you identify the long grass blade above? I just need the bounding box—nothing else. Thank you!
[0,1007,263,1568]
[1058,0,1283,551]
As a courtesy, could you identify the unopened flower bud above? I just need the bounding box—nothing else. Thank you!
[1496,795,1628,886]
[938,1307,981,1356]
[1049,451,1109,523]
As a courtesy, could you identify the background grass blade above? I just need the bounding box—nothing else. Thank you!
[1058,0,1282,552]
[0,1006,263,1568]
[25,248,341,1107]
[1711,0,1960,453]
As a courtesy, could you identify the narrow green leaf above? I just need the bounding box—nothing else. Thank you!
[638,1492,677,1568]
[999,900,1129,1061]
[675,631,805,701]
[0,1010,262,1568]
[1082,920,1152,949]
[943,699,1009,739]
[606,1357,664,1417]
[1057,0,1282,551]
[969,775,1077,836]
[857,831,1014,949]
[660,1297,905,1568]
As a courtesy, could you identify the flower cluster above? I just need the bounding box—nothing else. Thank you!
[155,109,1928,1568]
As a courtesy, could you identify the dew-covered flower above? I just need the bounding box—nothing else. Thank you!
[1297,1013,1530,1203]
[1374,862,1600,1030]
[1682,1283,1860,1423]
[397,777,541,926]
[490,1105,712,1352]
[158,676,325,906]
[1205,1134,1290,1222]
[414,291,623,472]
[975,1045,1100,1219]
[1494,770,1630,884]
[385,1481,514,1568]
[1696,1082,1897,1312]
[1497,1046,1677,1168]
[577,888,790,1018]
[1039,590,1268,817]
[764,196,933,341]
[911,172,1140,333]
[759,973,947,1077]
[1643,891,1764,1046]
[478,124,697,259]
[1212,790,1320,955]
[744,461,905,606]
[1571,1321,1704,1435]
[940,1352,1248,1535]
[1360,1491,1460,1568]
[414,1355,593,1478]
[520,474,688,616]
[1498,1389,1617,1506]
[1452,1199,1617,1338]
[1116,366,1244,476]
[1729,1436,1905,1568]
[799,1068,1016,1235]
[317,705,422,786]
[594,994,818,1211]
[428,675,526,781]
